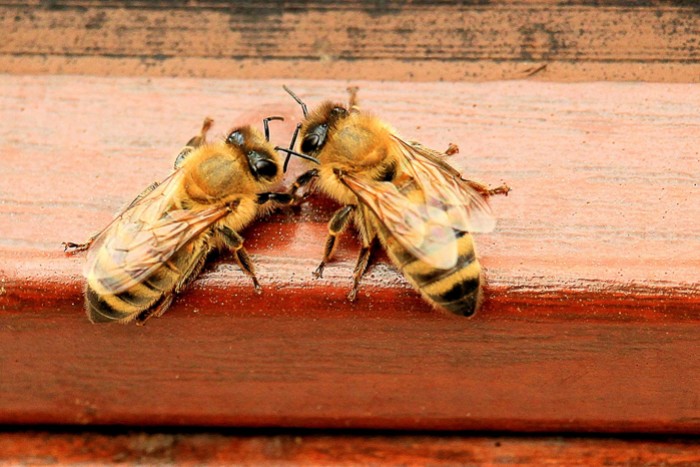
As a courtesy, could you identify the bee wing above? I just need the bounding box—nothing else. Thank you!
[392,136,496,234]
[341,172,459,270]
[84,170,228,294]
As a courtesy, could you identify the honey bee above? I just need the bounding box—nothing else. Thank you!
[64,117,294,324]
[277,87,509,316]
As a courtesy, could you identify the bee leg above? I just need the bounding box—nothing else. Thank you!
[288,168,319,204]
[123,181,161,210]
[257,192,294,208]
[462,179,511,198]
[347,86,360,111]
[137,243,210,325]
[62,235,96,254]
[174,117,214,169]
[218,225,261,294]
[135,294,174,326]
[444,143,459,156]
[490,184,511,196]
[63,179,164,254]
[347,240,374,302]
[314,205,355,279]
[174,244,211,294]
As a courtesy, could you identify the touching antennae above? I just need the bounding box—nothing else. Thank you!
[275,146,320,165]
[283,85,308,118]
[262,116,284,142]
[283,123,302,172]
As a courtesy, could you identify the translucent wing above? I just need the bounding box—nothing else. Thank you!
[341,172,459,270]
[84,170,228,293]
[392,136,496,234]
[339,136,497,270]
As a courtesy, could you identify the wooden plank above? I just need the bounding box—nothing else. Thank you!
[0,76,699,431]
[2,432,700,466]
[2,1,700,81]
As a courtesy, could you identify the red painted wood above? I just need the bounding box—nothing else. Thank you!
[0,76,699,432]
[1,431,700,465]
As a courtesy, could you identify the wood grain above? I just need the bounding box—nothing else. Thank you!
[2,431,700,466]
[0,76,699,431]
[3,1,700,81]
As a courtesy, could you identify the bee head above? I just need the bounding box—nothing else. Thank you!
[278,86,333,171]
[300,102,349,156]
[225,126,280,183]
[246,150,279,181]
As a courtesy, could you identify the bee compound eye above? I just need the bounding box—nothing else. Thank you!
[227,130,245,146]
[301,134,321,154]
[254,159,278,179]
[301,124,328,154]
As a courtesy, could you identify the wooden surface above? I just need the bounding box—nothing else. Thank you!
[1,75,699,432]
[2,431,700,466]
[3,1,700,81]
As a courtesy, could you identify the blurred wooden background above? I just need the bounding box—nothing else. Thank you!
[3,0,700,81]
[1,1,700,465]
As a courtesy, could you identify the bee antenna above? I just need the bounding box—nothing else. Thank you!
[275,146,320,166]
[282,123,302,172]
[262,115,284,142]
[283,85,308,118]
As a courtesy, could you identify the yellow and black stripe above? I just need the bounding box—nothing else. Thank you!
[85,258,183,323]
[384,230,481,316]
[85,250,192,323]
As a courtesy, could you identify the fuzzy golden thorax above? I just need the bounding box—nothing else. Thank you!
[180,126,282,205]
[300,102,400,205]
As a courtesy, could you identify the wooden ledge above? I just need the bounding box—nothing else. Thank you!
[1,76,699,432]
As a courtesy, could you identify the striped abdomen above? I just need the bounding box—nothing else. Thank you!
[381,229,482,316]
[85,243,204,323]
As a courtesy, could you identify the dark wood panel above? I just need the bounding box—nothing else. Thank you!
[0,76,699,431]
[2,431,700,465]
[2,1,700,80]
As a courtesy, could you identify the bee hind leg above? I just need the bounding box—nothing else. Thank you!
[444,143,459,156]
[347,86,360,111]
[62,237,94,254]
[135,245,210,325]
[463,179,511,198]
[63,179,165,254]
[174,244,210,294]
[135,294,174,326]
[314,205,355,279]
[347,240,375,302]
[174,117,214,169]
[218,225,261,294]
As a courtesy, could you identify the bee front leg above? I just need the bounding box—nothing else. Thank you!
[314,205,355,279]
[218,225,261,294]
[288,169,319,204]
[257,192,294,208]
